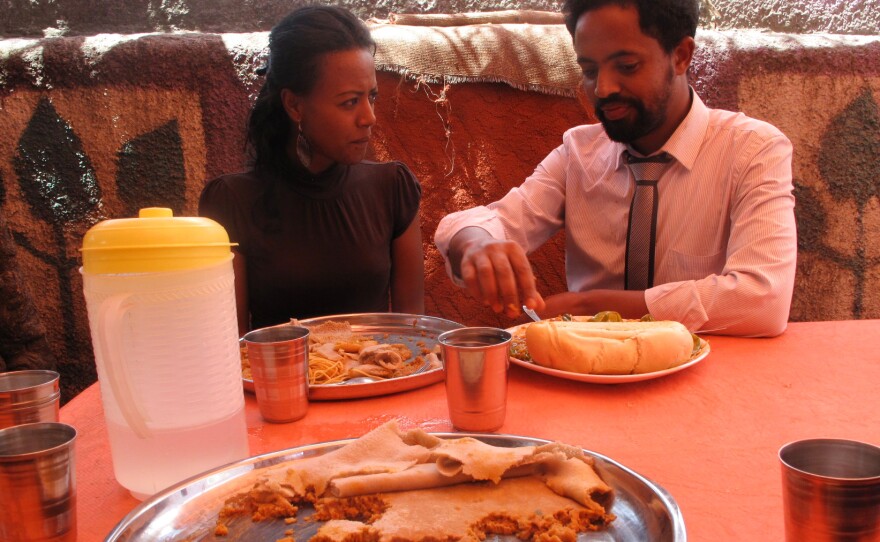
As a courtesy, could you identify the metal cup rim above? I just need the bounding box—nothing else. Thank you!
[242,324,310,344]
[0,422,77,460]
[779,438,880,482]
[438,326,512,347]
[0,370,60,393]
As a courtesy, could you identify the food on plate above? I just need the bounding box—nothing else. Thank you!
[525,318,696,375]
[306,321,441,384]
[214,420,615,540]
[241,321,443,386]
[240,342,252,380]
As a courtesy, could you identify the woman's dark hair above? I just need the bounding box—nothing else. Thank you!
[247,5,376,175]
[562,0,698,53]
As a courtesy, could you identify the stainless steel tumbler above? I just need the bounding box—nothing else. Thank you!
[780,438,880,541]
[0,370,60,430]
[242,325,310,423]
[0,422,77,542]
[439,327,512,432]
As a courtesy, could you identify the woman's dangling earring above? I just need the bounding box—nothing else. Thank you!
[296,124,312,169]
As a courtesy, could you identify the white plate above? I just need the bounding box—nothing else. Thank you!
[507,320,710,384]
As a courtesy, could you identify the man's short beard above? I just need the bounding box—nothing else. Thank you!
[596,96,667,144]
[595,66,674,144]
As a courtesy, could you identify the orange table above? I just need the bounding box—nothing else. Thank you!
[62,320,880,541]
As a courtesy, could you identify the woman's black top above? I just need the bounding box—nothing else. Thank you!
[199,160,421,329]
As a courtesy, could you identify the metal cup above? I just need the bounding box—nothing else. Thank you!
[439,327,512,432]
[0,370,61,430]
[242,325,310,423]
[0,422,77,542]
[779,438,880,541]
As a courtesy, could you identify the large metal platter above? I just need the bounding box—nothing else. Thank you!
[243,313,463,400]
[105,433,686,541]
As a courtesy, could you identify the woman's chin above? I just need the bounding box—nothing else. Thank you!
[342,149,369,165]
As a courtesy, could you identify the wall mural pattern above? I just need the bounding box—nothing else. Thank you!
[0,86,206,401]
[11,97,100,388]
[816,88,880,318]
[5,97,192,397]
[739,75,880,321]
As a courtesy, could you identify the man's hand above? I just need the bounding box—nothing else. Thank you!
[448,227,545,318]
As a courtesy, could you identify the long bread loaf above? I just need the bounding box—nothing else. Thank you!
[524,320,694,375]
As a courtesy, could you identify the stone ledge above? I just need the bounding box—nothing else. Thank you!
[1,0,876,37]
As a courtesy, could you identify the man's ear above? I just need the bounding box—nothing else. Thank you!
[281,88,303,123]
[672,36,695,75]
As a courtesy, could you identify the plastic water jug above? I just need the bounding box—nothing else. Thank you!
[80,208,249,500]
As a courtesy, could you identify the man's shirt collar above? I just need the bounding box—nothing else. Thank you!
[614,88,708,171]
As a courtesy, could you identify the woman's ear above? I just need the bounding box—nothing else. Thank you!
[281,88,303,123]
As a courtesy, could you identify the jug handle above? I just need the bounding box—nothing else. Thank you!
[97,294,152,438]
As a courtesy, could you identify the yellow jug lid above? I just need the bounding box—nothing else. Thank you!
[81,208,236,274]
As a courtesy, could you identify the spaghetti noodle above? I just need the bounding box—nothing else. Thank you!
[308,356,347,385]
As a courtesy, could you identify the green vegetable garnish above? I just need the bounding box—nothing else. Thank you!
[590,311,622,322]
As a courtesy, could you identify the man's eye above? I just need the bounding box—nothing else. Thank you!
[618,63,638,74]
[581,69,598,80]
[369,93,378,104]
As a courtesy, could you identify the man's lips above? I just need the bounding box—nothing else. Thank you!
[599,103,630,121]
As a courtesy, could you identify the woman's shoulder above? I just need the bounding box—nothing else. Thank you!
[202,169,267,192]
[353,159,413,174]
[201,170,268,202]
[198,170,270,218]
[352,160,419,188]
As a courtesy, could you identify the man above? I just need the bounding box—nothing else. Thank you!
[434,0,796,337]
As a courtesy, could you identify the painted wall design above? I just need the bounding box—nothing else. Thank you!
[740,77,880,321]
[0,87,208,399]
[0,32,878,400]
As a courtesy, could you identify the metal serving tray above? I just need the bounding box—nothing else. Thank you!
[105,433,686,541]
[243,313,464,400]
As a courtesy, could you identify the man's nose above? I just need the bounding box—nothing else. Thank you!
[593,69,619,99]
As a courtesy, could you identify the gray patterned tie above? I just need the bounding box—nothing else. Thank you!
[624,151,672,290]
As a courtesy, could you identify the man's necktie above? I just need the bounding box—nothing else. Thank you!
[624,151,672,290]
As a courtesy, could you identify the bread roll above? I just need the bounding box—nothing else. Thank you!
[524,320,694,375]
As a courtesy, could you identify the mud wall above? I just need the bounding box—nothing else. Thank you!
[1,25,878,400]
[2,0,876,37]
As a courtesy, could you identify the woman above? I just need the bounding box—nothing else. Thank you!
[199,5,424,334]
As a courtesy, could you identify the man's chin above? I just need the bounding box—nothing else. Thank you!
[599,119,637,143]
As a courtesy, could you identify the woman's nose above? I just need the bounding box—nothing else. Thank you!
[359,101,376,127]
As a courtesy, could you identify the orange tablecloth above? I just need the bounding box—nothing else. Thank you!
[61,320,880,541]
